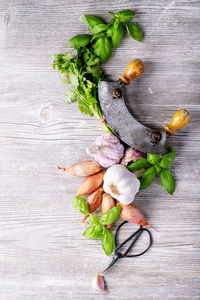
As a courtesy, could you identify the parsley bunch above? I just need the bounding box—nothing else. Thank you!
[53,10,142,133]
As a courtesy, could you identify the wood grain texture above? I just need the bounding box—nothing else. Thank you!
[0,0,199,299]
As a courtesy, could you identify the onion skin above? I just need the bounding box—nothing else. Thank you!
[102,193,115,229]
[82,187,103,222]
[77,171,104,196]
[119,203,149,227]
[58,160,101,177]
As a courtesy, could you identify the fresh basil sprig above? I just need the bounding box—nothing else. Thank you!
[67,34,92,48]
[72,197,121,256]
[83,224,103,239]
[147,153,160,165]
[72,196,89,214]
[115,10,135,22]
[125,21,142,42]
[127,158,148,171]
[160,169,175,195]
[160,151,176,169]
[94,36,112,63]
[100,204,121,225]
[127,146,176,195]
[79,10,142,62]
[140,166,156,190]
[102,228,115,256]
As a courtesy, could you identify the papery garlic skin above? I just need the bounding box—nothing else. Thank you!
[103,164,140,205]
[86,133,124,168]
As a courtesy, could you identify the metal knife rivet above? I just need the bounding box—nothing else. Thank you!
[151,131,162,144]
[112,88,122,99]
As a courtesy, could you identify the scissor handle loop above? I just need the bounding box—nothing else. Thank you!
[115,221,153,258]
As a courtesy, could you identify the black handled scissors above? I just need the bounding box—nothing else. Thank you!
[103,221,153,273]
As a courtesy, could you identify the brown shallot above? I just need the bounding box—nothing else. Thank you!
[77,171,104,196]
[119,203,157,231]
[102,193,115,229]
[58,160,101,177]
[82,187,103,222]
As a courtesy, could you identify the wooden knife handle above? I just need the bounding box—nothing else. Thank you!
[119,59,145,85]
[164,109,191,135]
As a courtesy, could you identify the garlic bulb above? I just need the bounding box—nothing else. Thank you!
[86,133,124,168]
[103,164,140,205]
[120,147,145,166]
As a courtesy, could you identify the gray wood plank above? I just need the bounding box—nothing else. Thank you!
[0,0,199,299]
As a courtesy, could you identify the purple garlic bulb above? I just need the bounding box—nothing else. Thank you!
[120,147,146,166]
[86,133,124,168]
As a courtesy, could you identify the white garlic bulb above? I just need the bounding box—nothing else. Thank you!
[103,164,140,205]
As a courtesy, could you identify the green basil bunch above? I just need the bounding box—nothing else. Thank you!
[69,10,142,63]
[72,196,121,256]
[127,147,176,195]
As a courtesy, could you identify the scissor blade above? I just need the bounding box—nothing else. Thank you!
[102,256,119,273]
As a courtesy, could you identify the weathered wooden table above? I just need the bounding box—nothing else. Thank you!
[0,0,199,299]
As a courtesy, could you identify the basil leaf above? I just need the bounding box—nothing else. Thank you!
[89,214,100,225]
[90,24,108,34]
[115,10,135,22]
[160,152,175,169]
[127,158,148,171]
[147,153,160,165]
[106,19,115,37]
[100,204,121,225]
[125,21,142,42]
[154,163,162,174]
[94,37,112,62]
[64,91,77,104]
[102,228,114,256]
[140,166,156,190]
[83,224,103,239]
[167,146,176,154]
[160,169,175,195]
[68,34,92,48]
[111,19,124,48]
[79,15,104,28]
[72,196,89,214]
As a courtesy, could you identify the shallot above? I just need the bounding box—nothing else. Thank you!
[119,203,157,230]
[82,187,103,222]
[77,171,104,196]
[58,160,101,177]
[101,193,115,229]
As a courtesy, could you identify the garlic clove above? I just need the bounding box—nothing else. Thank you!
[92,274,106,293]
